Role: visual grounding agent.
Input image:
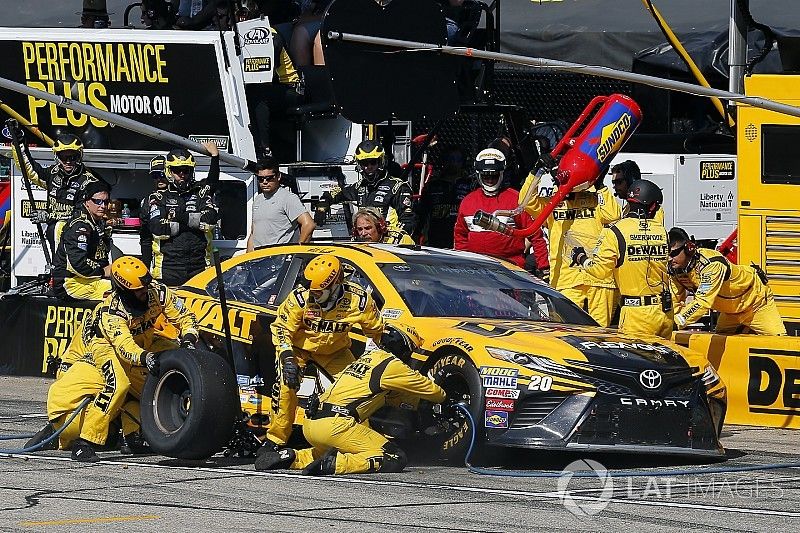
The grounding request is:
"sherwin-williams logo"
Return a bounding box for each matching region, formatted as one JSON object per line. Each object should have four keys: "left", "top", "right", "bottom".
{"left": 597, "top": 113, "right": 632, "bottom": 162}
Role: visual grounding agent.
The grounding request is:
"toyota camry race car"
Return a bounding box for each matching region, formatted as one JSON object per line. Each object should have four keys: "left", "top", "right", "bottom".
{"left": 142, "top": 243, "right": 726, "bottom": 460}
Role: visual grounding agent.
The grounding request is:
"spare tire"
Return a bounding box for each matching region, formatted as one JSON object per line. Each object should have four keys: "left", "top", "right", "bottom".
{"left": 141, "top": 348, "right": 239, "bottom": 460}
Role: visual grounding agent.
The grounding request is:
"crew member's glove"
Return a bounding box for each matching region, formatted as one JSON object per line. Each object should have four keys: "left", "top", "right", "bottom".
{"left": 594, "top": 173, "right": 607, "bottom": 190}
{"left": 187, "top": 212, "right": 203, "bottom": 230}
{"left": 570, "top": 246, "right": 588, "bottom": 267}
{"left": 280, "top": 350, "right": 301, "bottom": 390}
{"left": 180, "top": 332, "right": 198, "bottom": 350}
{"left": 31, "top": 210, "right": 49, "bottom": 224}
{"left": 141, "top": 351, "right": 160, "bottom": 376}
{"left": 536, "top": 267, "right": 550, "bottom": 284}
{"left": 5, "top": 118, "right": 25, "bottom": 141}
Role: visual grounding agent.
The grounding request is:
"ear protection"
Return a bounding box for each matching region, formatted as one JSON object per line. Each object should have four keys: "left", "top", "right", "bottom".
{"left": 352, "top": 209, "right": 387, "bottom": 239}
{"left": 669, "top": 227, "right": 696, "bottom": 254}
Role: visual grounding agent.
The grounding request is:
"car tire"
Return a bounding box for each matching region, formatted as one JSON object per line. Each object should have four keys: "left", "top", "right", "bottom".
{"left": 141, "top": 348, "right": 239, "bottom": 460}
{"left": 428, "top": 351, "right": 490, "bottom": 464}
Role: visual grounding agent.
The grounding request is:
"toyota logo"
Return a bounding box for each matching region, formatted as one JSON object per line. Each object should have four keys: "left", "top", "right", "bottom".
{"left": 639, "top": 369, "right": 662, "bottom": 390}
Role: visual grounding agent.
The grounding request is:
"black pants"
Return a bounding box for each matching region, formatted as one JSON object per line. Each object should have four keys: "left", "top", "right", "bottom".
{"left": 249, "top": 83, "right": 304, "bottom": 156}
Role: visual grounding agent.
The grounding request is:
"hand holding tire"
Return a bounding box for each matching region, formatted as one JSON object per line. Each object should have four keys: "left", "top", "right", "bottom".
{"left": 142, "top": 351, "right": 160, "bottom": 376}
{"left": 180, "top": 332, "right": 198, "bottom": 350}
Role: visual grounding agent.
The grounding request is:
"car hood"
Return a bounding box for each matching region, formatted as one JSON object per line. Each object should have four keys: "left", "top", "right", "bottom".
{"left": 426, "top": 318, "right": 709, "bottom": 371}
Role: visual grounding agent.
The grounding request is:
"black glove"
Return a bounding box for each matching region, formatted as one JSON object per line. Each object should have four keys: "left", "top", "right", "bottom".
{"left": 5, "top": 118, "right": 24, "bottom": 141}
{"left": 535, "top": 267, "right": 550, "bottom": 284}
{"left": 141, "top": 351, "right": 160, "bottom": 376}
{"left": 594, "top": 173, "right": 606, "bottom": 190}
{"left": 570, "top": 246, "right": 588, "bottom": 267}
{"left": 313, "top": 207, "right": 327, "bottom": 226}
{"left": 280, "top": 350, "right": 301, "bottom": 390}
{"left": 180, "top": 332, "right": 198, "bottom": 350}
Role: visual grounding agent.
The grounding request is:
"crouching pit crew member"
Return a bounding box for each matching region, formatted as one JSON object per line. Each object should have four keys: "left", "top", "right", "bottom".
{"left": 148, "top": 144, "right": 220, "bottom": 286}
{"left": 46, "top": 256, "right": 200, "bottom": 461}
{"left": 52, "top": 180, "right": 113, "bottom": 301}
{"left": 352, "top": 208, "right": 414, "bottom": 245}
{"left": 572, "top": 180, "right": 673, "bottom": 338}
{"left": 668, "top": 227, "right": 786, "bottom": 335}
{"left": 256, "top": 324, "right": 447, "bottom": 475}
{"left": 263, "top": 254, "right": 385, "bottom": 453}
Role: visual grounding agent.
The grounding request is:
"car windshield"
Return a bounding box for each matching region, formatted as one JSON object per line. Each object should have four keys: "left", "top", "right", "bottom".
{"left": 380, "top": 261, "right": 594, "bottom": 324}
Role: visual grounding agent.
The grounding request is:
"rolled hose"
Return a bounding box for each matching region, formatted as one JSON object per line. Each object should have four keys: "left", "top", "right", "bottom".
{"left": 0, "top": 396, "right": 91, "bottom": 455}
{"left": 455, "top": 404, "right": 800, "bottom": 478}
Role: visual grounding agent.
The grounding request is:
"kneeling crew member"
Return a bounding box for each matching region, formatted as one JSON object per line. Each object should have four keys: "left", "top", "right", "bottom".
{"left": 256, "top": 324, "right": 446, "bottom": 475}
{"left": 668, "top": 228, "right": 786, "bottom": 335}
{"left": 265, "top": 254, "right": 385, "bottom": 451}
{"left": 47, "top": 256, "right": 200, "bottom": 461}
{"left": 52, "top": 180, "right": 113, "bottom": 301}
{"left": 353, "top": 208, "right": 414, "bottom": 245}
{"left": 572, "top": 180, "right": 673, "bottom": 338}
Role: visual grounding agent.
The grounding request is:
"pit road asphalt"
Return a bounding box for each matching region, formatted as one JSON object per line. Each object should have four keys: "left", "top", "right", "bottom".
{"left": 1, "top": 376, "right": 798, "bottom": 532}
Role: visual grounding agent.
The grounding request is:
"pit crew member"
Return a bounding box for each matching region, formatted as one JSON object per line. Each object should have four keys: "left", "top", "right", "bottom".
{"left": 46, "top": 256, "right": 200, "bottom": 461}
{"left": 572, "top": 180, "right": 673, "bottom": 338}
{"left": 352, "top": 208, "right": 414, "bottom": 245}
{"left": 148, "top": 144, "right": 220, "bottom": 286}
{"left": 139, "top": 155, "right": 169, "bottom": 268}
{"left": 264, "top": 254, "right": 385, "bottom": 451}
{"left": 606, "top": 160, "right": 664, "bottom": 224}
{"left": 51, "top": 180, "right": 113, "bottom": 301}
{"left": 668, "top": 227, "right": 786, "bottom": 335}
{"left": 10, "top": 128, "right": 101, "bottom": 253}
{"left": 519, "top": 162, "right": 621, "bottom": 326}
{"left": 454, "top": 149, "right": 537, "bottom": 269}
{"left": 315, "top": 140, "right": 417, "bottom": 234}
{"left": 255, "top": 324, "right": 447, "bottom": 475}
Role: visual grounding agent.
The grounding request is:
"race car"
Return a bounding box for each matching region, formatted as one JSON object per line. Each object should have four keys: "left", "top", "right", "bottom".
{"left": 142, "top": 243, "right": 726, "bottom": 460}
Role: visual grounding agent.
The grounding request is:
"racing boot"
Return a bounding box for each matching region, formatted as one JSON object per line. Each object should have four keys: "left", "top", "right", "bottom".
{"left": 120, "top": 432, "right": 151, "bottom": 455}
{"left": 71, "top": 438, "right": 100, "bottom": 463}
{"left": 254, "top": 447, "right": 296, "bottom": 471}
{"left": 301, "top": 448, "right": 337, "bottom": 476}
{"left": 255, "top": 438, "right": 280, "bottom": 458}
{"left": 24, "top": 422, "right": 58, "bottom": 451}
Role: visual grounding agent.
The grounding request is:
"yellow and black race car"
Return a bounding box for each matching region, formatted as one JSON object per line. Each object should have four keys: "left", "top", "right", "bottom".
{"left": 145, "top": 243, "right": 726, "bottom": 460}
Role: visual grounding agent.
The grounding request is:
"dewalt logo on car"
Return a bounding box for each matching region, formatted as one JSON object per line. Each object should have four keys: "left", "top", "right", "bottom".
{"left": 183, "top": 297, "right": 258, "bottom": 342}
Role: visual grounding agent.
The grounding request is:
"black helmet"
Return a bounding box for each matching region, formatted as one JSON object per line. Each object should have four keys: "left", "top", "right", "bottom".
{"left": 627, "top": 179, "right": 662, "bottom": 217}
{"left": 379, "top": 324, "right": 422, "bottom": 363}
{"left": 165, "top": 148, "right": 196, "bottom": 191}
{"left": 354, "top": 139, "right": 387, "bottom": 184}
{"left": 52, "top": 134, "right": 84, "bottom": 176}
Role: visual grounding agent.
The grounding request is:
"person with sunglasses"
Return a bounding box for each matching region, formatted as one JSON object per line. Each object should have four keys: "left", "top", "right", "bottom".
{"left": 9, "top": 127, "right": 103, "bottom": 255}
{"left": 571, "top": 180, "right": 673, "bottom": 338}
{"left": 604, "top": 160, "right": 665, "bottom": 224}
{"left": 147, "top": 142, "right": 220, "bottom": 286}
{"left": 668, "top": 227, "right": 786, "bottom": 335}
{"left": 51, "top": 180, "right": 113, "bottom": 301}
{"left": 246, "top": 156, "right": 315, "bottom": 252}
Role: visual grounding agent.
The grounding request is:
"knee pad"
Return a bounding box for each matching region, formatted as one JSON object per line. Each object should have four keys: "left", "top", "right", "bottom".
{"left": 379, "top": 441, "right": 408, "bottom": 473}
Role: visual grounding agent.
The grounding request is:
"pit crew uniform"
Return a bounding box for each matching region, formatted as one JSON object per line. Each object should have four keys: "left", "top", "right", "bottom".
{"left": 147, "top": 157, "right": 219, "bottom": 286}
{"left": 454, "top": 187, "right": 533, "bottom": 268}
{"left": 47, "top": 282, "right": 198, "bottom": 448}
{"left": 268, "top": 282, "right": 384, "bottom": 447}
{"left": 51, "top": 204, "right": 112, "bottom": 301}
{"left": 12, "top": 145, "right": 100, "bottom": 251}
{"left": 325, "top": 175, "right": 417, "bottom": 234}
{"left": 381, "top": 227, "right": 415, "bottom": 245}
{"left": 519, "top": 173, "right": 620, "bottom": 326}
{"left": 288, "top": 347, "right": 445, "bottom": 474}
{"left": 670, "top": 248, "right": 786, "bottom": 335}
{"left": 578, "top": 216, "right": 673, "bottom": 338}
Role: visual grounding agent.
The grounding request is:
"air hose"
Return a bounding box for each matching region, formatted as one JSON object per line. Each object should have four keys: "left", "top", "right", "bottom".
{"left": 455, "top": 404, "right": 800, "bottom": 478}
{"left": 0, "top": 397, "right": 91, "bottom": 455}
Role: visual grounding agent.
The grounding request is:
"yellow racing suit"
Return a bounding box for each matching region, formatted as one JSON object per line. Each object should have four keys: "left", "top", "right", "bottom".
{"left": 268, "top": 282, "right": 385, "bottom": 446}
{"left": 579, "top": 216, "right": 673, "bottom": 338}
{"left": 382, "top": 227, "right": 415, "bottom": 245}
{"left": 519, "top": 175, "right": 620, "bottom": 326}
{"left": 290, "top": 347, "right": 445, "bottom": 474}
{"left": 47, "top": 282, "right": 198, "bottom": 448}
{"left": 670, "top": 248, "right": 786, "bottom": 335}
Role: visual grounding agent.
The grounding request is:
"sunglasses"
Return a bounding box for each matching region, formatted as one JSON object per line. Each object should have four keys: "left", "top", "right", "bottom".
{"left": 89, "top": 197, "right": 110, "bottom": 206}
{"left": 171, "top": 166, "right": 193, "bottom": 175}
{"left": 668, "top": 245, "right": 686, "bottom": 258}
{"left": 257, "top": 174, "right": 278, "bottom": 182}
{"left": 358, "top": 159, "right": 381, "bottom": 167}
{"left": 611, "top": 178, "right": 627, "bottom": 185}
{"left": 58, "top": 152, "right": 81, "bottom": 164}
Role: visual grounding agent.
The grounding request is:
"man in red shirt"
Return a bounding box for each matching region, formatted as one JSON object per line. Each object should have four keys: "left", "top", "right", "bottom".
{"left": 454, "top": 149, "right": 547, "bottom": 270}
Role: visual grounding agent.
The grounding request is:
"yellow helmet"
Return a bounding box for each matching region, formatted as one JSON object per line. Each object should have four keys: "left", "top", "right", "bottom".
{"left": 111, "top": 256, "right": 152, "bottom": 290}
{"left": 165, "top": 148, "right": 196, "bottom": 190}
{"left": 52, "top": 134, "right": 84, "bottom": 175}
{"left": 354, "top": 139, "right": 386, "bottom": 183}
{"left": 304, "top": 254, "right": 342, "bottom": 290}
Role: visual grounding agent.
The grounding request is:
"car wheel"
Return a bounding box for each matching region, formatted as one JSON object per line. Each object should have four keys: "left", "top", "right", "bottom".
{"left": 428, "top": 351, "right": 488, "bottom": 464}
{"left": 141, "top": 348, "right": 239, "bottom": 460}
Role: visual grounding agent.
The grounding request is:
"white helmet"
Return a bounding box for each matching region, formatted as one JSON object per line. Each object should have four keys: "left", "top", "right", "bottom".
{"left": 474, "top": 148, "right": 506, "bottom": 196}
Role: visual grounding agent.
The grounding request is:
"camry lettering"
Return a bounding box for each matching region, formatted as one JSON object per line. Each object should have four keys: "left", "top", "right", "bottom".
{"left": 620, "top": 398, "right": 690, "bottom": 408}
{"left": 580, "top": 340, "right": 673, "bottom": 354}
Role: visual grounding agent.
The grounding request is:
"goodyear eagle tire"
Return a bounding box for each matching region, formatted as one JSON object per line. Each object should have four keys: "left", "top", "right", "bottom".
{"left": 141, "top": 348, "right": 239, "bottom": 460}
{"left": 429, "top": 351, "right": 488, "bottom": 464}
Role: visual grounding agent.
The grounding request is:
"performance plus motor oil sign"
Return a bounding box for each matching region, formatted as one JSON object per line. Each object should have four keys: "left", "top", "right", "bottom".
{"left": 0, "top": 30, "right": 231, "bottom": 151}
